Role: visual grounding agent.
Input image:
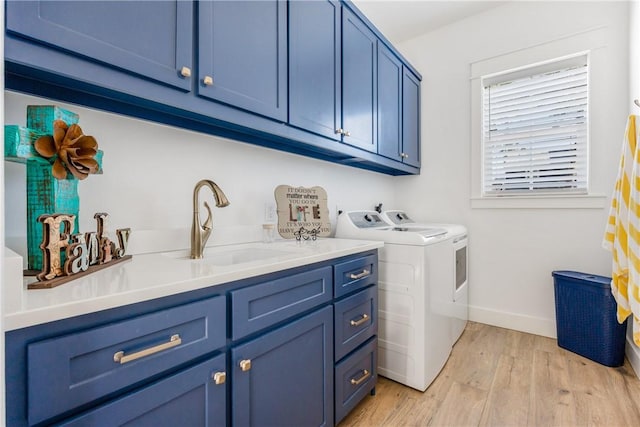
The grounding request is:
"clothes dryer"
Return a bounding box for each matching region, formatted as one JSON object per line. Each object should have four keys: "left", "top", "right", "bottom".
{"left": 335, "top": 211, "right": 452, "bottom": 391}
{"left": 381, "top": 210, "right": 468, "bottom": 345}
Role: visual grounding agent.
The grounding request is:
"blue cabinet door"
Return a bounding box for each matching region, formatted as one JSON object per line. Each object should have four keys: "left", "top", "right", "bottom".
{"left": 402, "top": 67, "right": 422, "bottom": 168}
{"left": 57, "top": 353, "right": 227, "bottom": 427}
{"left": 198, "top": 0, "right": 288, "bottom": 121}
{"left": 27, "top": 296, "right": 226, "bottom": 425}
{"left": 341, "top": 7, "right": 377, "bottom": 153}
{"left": 289, "top": 0, "right": 341, "bottom": 141}
{"left": 5, "top": 0, "right": 193, "bottom": 92}
{"left": 232, "top": 306, "right": 334, "bottom": 427}
{"left": 377, "top": 44, "right": 403, "bottom": 162}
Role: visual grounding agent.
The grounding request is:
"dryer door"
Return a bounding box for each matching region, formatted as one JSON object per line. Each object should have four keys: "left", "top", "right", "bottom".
{"left": 453, "top": 236, "right": 468, "bottom": 302}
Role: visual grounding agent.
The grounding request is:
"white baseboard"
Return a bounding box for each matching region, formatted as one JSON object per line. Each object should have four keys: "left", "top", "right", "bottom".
{"left": 469, "top": 304, "right": 557, "bottom": 338}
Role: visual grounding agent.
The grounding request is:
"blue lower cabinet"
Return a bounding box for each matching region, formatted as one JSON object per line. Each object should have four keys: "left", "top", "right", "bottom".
{"left": 55, "top": 353, "right": 227, "bottom": 427}
{"left": 334, "top": 286, "right": 377, "bottom": 361}
{"left": 335, "top": 337, "right": 378, "bottom": 424}
{"left": 5, "top": 251, "right": 378, "bottom": 426}
{"left": 334, "top": 253, "right": 377, "bottom": 298}
{"left": 232, "top": 306, "right": 334, "bottom": 427}
{"left": 27, "top": 296, "right": 226, "bottom": 425}
{"left": 231, "top": 266, "right": 332, "bottom": 340}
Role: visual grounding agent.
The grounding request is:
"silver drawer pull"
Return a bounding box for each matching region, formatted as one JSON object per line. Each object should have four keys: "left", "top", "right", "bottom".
{"left": 350, "top": 369, "right": 371, "bottom": 386}
{"left": 350, "top": 314, "right": 369, "bottom": 327}
{"left": 349, "top": 269, "right": 370, "bottom": 280}
{"left": 113, "top": 334, "right": 182, "bottom": 364}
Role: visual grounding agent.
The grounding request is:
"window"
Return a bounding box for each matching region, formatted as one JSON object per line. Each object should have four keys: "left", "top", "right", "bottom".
{"left": 481, "top": 55, "right": 589, "bottom": 196}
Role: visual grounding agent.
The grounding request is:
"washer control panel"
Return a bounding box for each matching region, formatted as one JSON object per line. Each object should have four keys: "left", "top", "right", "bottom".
{"left": 347, "top": 211, "right": 388, "bottom": 228}
{"left": 384, "top": 210, "right": 414, "bottom": 225}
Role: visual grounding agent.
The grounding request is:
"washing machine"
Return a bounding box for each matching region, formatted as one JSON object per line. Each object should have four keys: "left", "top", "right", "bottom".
{"left": 335, "top": 210, "right": 453, "bottom": 391}
{"left": 381, "top": 210, "right": 469, "bottom": 345}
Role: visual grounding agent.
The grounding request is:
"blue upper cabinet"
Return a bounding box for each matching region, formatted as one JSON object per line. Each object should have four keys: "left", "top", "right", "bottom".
{"left": 5, "top": 0, "right": 420, "bottom": 174}
{"left": 402, "top": 67, "right": 422, "bottom": 168}
{"left": 289, "top": 0, "right": 342, "bottom": 141}
{"left": 377, "top": 46, "right": 421, "bottom": 168}
{"left": 198, "top": 0, "right": 288, "bottom": 122}
{"left": 5, "top": 0, "right": 193, "bottom": 92}
{"left": 377, "top": 44, "right": 403, "bottom": 162}
{"left": 341, "top": 7, "right": 378, "bottom": 153}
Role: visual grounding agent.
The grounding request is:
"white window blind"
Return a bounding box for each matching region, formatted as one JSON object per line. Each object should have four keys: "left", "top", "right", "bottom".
{"left": 482, "top": 55, "right": 588, "bottom": 196}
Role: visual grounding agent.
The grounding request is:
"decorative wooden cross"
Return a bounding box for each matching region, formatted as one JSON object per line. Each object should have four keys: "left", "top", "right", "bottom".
{"left": 4, "top": 105, "right": 103, "bottom": 272}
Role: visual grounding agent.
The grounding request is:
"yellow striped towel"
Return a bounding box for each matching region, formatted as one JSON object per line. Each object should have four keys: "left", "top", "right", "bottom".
{"left": 604, "top": 115, "right": 640, "bottom": 345}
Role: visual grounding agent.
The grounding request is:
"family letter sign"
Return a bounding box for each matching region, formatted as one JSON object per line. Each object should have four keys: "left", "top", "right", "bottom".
{"left": 29, "top": 212, "right": 131, "bottom": 289}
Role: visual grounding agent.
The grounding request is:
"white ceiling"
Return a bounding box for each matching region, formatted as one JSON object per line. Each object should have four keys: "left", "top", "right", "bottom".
{"left": 353, "top": 0, "right": 508, "bottom": 44}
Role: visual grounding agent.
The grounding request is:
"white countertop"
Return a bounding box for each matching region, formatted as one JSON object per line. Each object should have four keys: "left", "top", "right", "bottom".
{"left": 4, "top": 238, "right": 382, "bottom": 331}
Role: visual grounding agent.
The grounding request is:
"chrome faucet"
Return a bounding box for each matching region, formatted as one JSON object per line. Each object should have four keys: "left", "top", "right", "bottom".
{"left": 191, "top": 179, "right": 230, "bottom": 259}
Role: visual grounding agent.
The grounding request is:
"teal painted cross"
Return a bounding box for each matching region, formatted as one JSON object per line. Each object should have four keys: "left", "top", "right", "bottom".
{"left": 4, "top": 105, "right": 103, "bottom": 271}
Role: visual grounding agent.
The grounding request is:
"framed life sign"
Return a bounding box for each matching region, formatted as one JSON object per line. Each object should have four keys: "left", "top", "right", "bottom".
{"left": 274, "top": 185, "right": 331, "bottom": 240}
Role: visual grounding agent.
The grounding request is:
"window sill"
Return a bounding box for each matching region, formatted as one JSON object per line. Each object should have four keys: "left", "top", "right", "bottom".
{"left": 470, "top": 194, "right": 608, "bottom": 209}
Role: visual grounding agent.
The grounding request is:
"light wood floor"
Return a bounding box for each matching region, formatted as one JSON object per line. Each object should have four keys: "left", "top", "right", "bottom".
{"left": 339, "top": 322, "right": 640, "bottom": 427}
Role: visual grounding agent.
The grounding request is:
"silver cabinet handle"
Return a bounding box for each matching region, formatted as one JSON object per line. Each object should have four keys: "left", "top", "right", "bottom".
{"left": 180, "top": 66, "right": 191, "bottom": 78}
{"left": 349, "top": 269, "right": 370, "bottom": 280}
{"left": 239, "top": 359, "right": 252, "bottom": 372}
{"left": 335, "top": 128, "right": 344, "bottom": 135}
{"left": 400, "top": 153, "right": 409, "bottom": 159}
{"left": 350, "top": 369, "right": 371, "bottom": 385}
{"left": 203, "top": 75, "right": 214, "bottom": 86}
{"left": 350, "top": 314, "right": 369, "bottom": 327}
{"left": 344, "top": 130, "right": 351, "bottom": 137}
{"left": 212, "top": 371, "right": 226, "bottom": 385}
{"left": 113, "top": 334, "right": 181, "bottom": 364}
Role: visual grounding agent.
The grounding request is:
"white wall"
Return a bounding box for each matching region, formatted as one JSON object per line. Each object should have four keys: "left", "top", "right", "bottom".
{"left": 4, "top": 91, "right": 397, "bottom": 258}
{"left": 394, "top": 1, "right": 629, "bottom": 337}
{"left": 626, "top": 0, "right": 640, "bottom": 376}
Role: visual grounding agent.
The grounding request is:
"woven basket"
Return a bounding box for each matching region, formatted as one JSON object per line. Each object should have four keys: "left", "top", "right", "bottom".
{"left": 552, "top": 271, "right": 627, "bottom": 367}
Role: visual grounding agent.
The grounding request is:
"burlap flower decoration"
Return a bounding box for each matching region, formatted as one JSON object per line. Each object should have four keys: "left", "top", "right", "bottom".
{"left": 34, "top": 120, "right": 99, "bottom": 180}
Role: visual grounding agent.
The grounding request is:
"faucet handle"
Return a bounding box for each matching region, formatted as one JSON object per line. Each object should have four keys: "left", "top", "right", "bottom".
{"left": 202, "top": 201, "right": 213, "bottom": 231}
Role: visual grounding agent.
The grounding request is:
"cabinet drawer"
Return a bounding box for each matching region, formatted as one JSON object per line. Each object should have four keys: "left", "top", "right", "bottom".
{"left": 334, "top": 253, "right": 377, "bottom": 298}
{"left": 27, "top": 296, "right": 226, "bottom": 425}
{"left": 231, "top": 266, "right": 332, "bottom": 340}
{"left": 56, "top": 353, "right": 227, "bottom": 427}
{"left": 335, "top": 337, "right": 378, "bottom": 424}
{"left": 334, "top": 286, "right": 377, "bottom": 361}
